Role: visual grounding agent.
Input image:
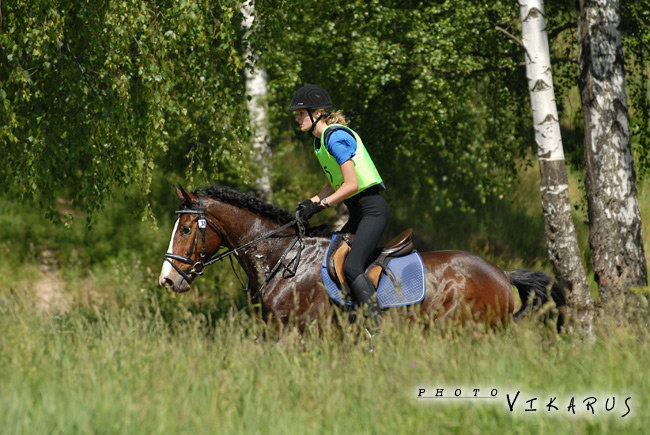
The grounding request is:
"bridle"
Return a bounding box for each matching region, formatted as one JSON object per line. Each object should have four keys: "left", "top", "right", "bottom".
{"left": 163, "top": 197, "right": 306, "bottom": 298}
{"left": 163, "top": 199, "right": 225, "bottom": 284}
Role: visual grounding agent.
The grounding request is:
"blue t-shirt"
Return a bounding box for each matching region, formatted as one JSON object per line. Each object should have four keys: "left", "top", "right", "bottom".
{"left": 326, "top": 130, "right": 357, "bottom": 165}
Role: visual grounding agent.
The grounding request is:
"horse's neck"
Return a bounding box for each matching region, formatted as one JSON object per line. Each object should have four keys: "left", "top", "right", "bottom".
{"left": 212, "top": 204, "right": 283, "bottom": 249}
{"left": 209, "top": 201, "right": 296, "bottom": 281}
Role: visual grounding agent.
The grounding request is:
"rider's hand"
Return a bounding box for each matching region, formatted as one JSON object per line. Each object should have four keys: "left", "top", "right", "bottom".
{"left": 295, "top": 199, "right": 324, "bottom": 221}
{"left": 295, "top": 199, "right": 313, "bottom": 213}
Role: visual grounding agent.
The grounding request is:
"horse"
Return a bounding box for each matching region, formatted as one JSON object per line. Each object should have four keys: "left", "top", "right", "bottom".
{"left": 158, "top": 185, "right": 565, "bottom": 331}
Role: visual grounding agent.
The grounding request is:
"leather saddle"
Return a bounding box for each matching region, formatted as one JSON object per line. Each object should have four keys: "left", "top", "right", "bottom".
{"left": 326, "top": 229, "right": 414, "bottom": 290}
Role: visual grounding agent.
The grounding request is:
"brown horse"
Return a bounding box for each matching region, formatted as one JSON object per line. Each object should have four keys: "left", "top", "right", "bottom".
{"left": 158, "top": 185, "right": 565, "bottom": 330}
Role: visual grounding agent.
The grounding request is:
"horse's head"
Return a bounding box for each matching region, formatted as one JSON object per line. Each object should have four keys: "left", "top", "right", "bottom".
{"left": 158, "top": 185, "right": 225, "bottom": 292}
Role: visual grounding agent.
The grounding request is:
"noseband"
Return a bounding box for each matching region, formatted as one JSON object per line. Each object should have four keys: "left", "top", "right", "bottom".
{"left": 163, "top": 198, "right": 305, "bottom": 297}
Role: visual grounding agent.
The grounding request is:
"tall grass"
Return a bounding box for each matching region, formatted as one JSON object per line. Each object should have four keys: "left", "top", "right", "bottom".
{"left": 1, "top": 294, "right": 648, "bottom": 434}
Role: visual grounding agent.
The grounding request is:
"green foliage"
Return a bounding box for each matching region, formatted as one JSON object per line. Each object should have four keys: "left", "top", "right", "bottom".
{"left": 623, "top": 1, "right": 650, "bottom": 177}
{"left": 0, "top": 0, "right": 253, "bottom": 218}
{"left": 3, "top": 1, "right": 650, "bottom": 222}
{"left": 255, "top": 0, "right": 532, "bottom": 213}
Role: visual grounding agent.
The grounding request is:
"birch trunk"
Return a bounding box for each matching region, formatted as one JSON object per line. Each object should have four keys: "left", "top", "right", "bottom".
{"left": 577, "top": 0, "right": 647, "bottom": 312}
{"left": 242, "top": 0, "right": 272, "bottom": 199}
{"left": 520, "top": 0, "right": 592, "bottom": 328}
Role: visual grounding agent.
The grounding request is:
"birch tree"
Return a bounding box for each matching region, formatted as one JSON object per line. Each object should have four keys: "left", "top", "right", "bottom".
{"left": 520, "top": 0, "right": 592, "bottom": 326}
{"left": 577, "top": 0, "right": 647, "bottom": 310}
{"left": 242, "top": 0, "right": 272, "bottom": 199}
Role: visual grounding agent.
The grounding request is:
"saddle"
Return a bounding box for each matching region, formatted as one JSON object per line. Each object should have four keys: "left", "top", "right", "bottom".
{"left": 326, "top": 229, "right": 414, "bottom": 289}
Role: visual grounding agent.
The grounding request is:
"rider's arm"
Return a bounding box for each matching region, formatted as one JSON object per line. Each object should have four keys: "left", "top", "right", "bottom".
{"left": 319, "top": 160, "right": 357, "bottom": 207}
{"left": 311, "top": 183, "right": 334, "bottom": 203}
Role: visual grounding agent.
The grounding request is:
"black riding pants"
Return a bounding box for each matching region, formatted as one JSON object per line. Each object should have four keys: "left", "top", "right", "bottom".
{"left": 341, "top": 191, "right": 389, "bottom": 282}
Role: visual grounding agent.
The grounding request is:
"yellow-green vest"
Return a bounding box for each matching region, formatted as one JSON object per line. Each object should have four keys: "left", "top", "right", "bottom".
{"left": 314, "top": 124, "right": 383, "bottom": 197}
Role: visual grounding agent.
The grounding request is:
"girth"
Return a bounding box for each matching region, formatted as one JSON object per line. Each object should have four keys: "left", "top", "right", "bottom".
{"left": 326, "top": 229, "right": 414, "bottom": 289}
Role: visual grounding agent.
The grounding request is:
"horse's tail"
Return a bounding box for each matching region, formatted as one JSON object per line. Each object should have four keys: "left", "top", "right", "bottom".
{"left": 505, "top": 269, "right": 566, "bottom": 332}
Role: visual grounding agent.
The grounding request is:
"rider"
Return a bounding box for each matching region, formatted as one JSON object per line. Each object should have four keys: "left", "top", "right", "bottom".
{"left": 290, "top": 84, "right": 389, "bottom": 324}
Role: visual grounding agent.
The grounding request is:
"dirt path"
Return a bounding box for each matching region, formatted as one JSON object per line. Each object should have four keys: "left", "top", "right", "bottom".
{"left": 35, "top": 250, "right": 68, "bottom": 313}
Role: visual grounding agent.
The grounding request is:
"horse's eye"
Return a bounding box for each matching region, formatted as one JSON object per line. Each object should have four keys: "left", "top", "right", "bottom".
{"left": 181, "top": 226, "right": 192, "bottom": 235}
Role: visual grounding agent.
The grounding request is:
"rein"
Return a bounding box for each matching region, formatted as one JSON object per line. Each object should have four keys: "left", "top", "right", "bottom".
{"left": 163, "top": 198, "right": 305, "bottom": 298}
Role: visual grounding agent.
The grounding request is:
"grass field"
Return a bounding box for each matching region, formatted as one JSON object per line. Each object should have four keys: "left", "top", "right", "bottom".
{"left": 1, "top": 167, "right": 649, "bottom": 434}
{"left": 1, "top": 295, "right": 648, "bottom": 434}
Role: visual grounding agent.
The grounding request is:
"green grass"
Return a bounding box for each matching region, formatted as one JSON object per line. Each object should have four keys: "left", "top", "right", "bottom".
{"left": 1, "top": 296, "right": 648, "bottom": 434}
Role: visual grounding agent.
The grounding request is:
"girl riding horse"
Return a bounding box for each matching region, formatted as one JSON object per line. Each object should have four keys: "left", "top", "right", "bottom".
{"left": 291, "top": 84, "right": 388, "bottom": 325}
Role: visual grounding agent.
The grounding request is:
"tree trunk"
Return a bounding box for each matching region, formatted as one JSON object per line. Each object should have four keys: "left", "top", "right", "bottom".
{"left": 519, "top": 0, "right": 592, "bottom": 329}
{"left": 577, "top": 0, "right": 647, "bottom": 313}
{"left": 242, "top": 0, "right": 272, "bottom": 199}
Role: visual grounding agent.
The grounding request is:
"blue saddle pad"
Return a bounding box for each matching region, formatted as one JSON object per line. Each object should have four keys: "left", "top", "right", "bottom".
{"left": 321, "top": 234, "right": 426, "bottom": 308}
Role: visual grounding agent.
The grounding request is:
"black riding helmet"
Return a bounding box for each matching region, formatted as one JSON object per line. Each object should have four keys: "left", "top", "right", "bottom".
{"left": 289, "top": 84, "right": 333, "bottom": 111}
{"left": 289, "top": 84, "right": 332, "bottom": 134}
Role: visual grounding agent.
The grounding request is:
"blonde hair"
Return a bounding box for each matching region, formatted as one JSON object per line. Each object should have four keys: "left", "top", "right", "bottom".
{"left": 325, "top": 110, "right": 348, "bottom": 126}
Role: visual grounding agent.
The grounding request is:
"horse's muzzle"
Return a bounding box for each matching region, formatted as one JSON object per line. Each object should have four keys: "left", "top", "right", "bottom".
{"left": 159, "top": 271, "right": 192, "bottom": 293}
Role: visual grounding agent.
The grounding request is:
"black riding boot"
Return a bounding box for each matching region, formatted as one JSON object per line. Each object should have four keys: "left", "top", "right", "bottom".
{"left": 350, "top": 274, "right": 381, "bottom": 325}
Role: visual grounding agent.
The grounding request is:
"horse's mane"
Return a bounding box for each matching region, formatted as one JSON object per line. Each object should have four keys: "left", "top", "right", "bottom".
{"left": 191, "top": 185, "right": 333, "bottom": 237}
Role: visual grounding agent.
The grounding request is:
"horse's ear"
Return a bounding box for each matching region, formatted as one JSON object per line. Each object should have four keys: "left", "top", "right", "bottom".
{"left": 174, "top": 184, "right": 185, "bottom": 201}
{"left": 174, "top": 184, "right": 195, "bottom": 202}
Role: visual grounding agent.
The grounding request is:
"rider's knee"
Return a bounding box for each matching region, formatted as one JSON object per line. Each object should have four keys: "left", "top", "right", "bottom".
{"left": 344, "top": 261, "right": 363, "bottom": 283}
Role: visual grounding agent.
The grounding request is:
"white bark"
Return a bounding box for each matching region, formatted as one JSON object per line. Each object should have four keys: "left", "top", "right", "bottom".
{"left": 520, "top": 0, "right": 592, "bottom": 329}
{"left": 578, "top": 0, "right": 647, "bottom": 310}
{"left": 242, "top": 0, "right": 272, "bottom": 199}
{"left": 520, "top": 1, "right": 563, "bottom": 163}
